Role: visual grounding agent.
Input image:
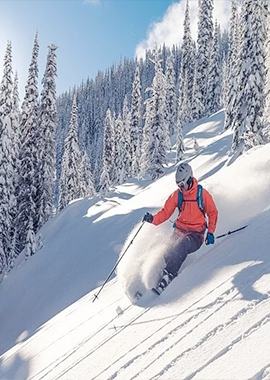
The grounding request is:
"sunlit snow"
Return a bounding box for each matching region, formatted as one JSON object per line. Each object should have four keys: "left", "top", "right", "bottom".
{"left": 1, "top": 109, "right": 270, "bottom": 380}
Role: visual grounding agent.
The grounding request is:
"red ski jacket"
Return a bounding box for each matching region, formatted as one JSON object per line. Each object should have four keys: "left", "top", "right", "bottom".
{"left": 152, "top": 178, "right": 218, "bottom": 234}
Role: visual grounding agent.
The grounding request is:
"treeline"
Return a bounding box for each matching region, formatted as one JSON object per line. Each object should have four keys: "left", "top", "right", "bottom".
{"left": 57, "top": 0, "right": 270, "bottom": 206}
{"left": 1, "top": 0, "right": 270, "bottom": 277}
{"left": 56, "top": 0, "right": 229, "bottom": 203}
{"left": 0, "top": 33, "right": 57, "bottom": 277}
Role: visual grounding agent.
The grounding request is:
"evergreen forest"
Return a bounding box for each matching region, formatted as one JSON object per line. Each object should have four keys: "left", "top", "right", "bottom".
{"left": 0, "top": 0, "right": 269, "bottom": 277}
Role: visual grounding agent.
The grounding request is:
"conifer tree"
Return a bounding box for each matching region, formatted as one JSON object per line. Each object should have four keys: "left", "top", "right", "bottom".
{"left": 58, "top": 95, "right": 82, "bottom": 210}
{"left": 25, "top": 216, "right": 37, "bottom": 257}
{"left": 206, "top": 20, "right": 222, "bottom": 115}
{"left": 140, "top": 95, "right": 152, "bottom": 174}
{"left": 193, "top": 137, "right": 200, "bottom": 152}
{"left": 0, "top": 41, "right": 16, "bottom": 274}
{"left": 140, "top": 49, "right": 169, "bottom": 179}
{"left": 231, "top": 0, "right": 266, "bottom": 152}
{"left": 165, "top": 54, "right": 177, "bottom": 137}
{"left": 9, "top": 71, "right": 20, "bottom": 264}
{"left": 263, "top": 4, "right": 270, "bottom": 141}
{"left": 178, "top": 0, "right": 195, "bottom": 124}
{"left": 16, "top": 32, "right": 39, "bottom": 255}
{"left": 224, "top": 0, "right": 240, "bottom": 130}
{"left": 36, "top": 44, "right": 57, "bottom": 228}
{"left": 191, "top": 64, "right": 204, "bottom": 121}
{"left": 121, "top": 96, "right": 132, "bottom": 178}
{"left": 130, "top": 65, "right": 142, "bottom": 176}
{"left": 114, "top": 114, "right": 126, "bottom": 184}
{"left": 179, "top": 70, "right": 190, "bottom": 124}
{"left": 221, "top": 58, "right": 229, "bottom": 109}
{"left": 11, "top": 72, "right": 20, "bottom": 162}
{"left": 176, "top": 113, "right": 185, "bottom": 161}
{"left": 80, "top": 151, "right": 95, "bottom": 197}
{"left": 195, "top": 0, "right": 214, "bottom": 118}
{"left": 99, "top": 108, "right": 114, "bottom": 196}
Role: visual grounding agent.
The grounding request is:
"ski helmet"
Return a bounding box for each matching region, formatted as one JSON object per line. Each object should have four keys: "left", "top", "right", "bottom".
{"left": 175, "top": 162, "right": 193, "bottom": 187}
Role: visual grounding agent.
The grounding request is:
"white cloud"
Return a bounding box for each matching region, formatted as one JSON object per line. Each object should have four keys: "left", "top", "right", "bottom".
{"left": 135, "top": 0, "right": 231, "bottom": 59}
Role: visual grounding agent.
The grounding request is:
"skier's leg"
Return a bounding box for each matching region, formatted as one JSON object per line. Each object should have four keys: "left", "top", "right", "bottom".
{"left": 153, "top": 231, "right": 204, "bottom": 295}
{"left": 164, "top": 231, "right": 203, "bottom": 277}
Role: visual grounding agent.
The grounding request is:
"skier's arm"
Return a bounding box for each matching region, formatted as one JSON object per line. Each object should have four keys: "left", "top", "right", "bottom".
{"left": 203, "top": 190, "right": 218, "bottom": 234}
{"left": 152, "top": 191, "right": 178, "bottom": 226}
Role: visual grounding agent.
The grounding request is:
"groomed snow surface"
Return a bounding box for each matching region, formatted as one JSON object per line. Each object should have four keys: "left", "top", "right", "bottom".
{"left": 1, "top": 110, "right": 270, "bottom": 380}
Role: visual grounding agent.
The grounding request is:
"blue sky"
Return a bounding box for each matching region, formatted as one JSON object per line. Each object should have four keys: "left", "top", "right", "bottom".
{"left": 0, "top": 0, "right": 230, "bottom": 99}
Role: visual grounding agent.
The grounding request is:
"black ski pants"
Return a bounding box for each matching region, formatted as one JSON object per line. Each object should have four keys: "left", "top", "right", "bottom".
{"left": 164, "top": 229, "right": 204, "bottom": 277}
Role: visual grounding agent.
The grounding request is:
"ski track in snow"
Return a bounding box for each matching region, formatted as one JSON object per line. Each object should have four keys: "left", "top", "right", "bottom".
{"left": 1, "top": 279, "right": 121, "bottom": 363}
{"left": 33, "top": 258, "right": 270, "bottom": 380}
{"left": 149, "top": 298, "right": 270, "bottom": 380}
{"left": 2, "top": 113, "right": 270, "bottom": 380}
{"left": 252, "top": 364, "right": 270, "bottom": 380}
{"left": 24, "top": 294, "right": 133, "bottom": 380}
{"left": 33, "top": 297, "right": 159, "bottom": 380}
{"left": 102, "top": 261, "right": 270, "bottom": 380}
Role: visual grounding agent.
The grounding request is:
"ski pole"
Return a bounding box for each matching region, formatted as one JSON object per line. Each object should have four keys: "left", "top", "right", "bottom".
{"left": 216, "top": 224, "right": 248, "bottom": 239}
{"left": 92, "top": 221, "right": 145, "bottom": 302}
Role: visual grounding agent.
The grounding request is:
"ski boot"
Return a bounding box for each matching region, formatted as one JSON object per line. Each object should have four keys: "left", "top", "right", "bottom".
{"left": 152, "top": 269, "right": 175, "bottom": 295}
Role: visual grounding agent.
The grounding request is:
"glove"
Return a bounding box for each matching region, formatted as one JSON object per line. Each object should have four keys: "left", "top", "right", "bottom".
{"left": 205, "top": 232, "right": 215, "bottom": 245}
{"left": 143, "top": 212, "right": 153, "bottom": 223}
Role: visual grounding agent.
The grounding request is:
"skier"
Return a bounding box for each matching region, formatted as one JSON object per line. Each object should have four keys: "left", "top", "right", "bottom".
{"left": 143, "top": 162, "right": 218, "bottom": 294}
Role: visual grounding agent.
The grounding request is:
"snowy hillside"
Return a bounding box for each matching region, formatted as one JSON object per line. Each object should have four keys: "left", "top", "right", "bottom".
{"left": 1, "top": 110, "right": 270, "bottom": 380}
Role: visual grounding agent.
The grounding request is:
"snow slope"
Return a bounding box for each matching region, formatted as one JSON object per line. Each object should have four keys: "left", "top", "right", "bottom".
{"left": 1, "top": 110, "right": 270, "bottom": 380}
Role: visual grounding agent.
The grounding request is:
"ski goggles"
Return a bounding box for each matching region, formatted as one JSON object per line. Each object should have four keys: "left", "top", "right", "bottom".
{"left": 177, "top": 181, "right": 188, "bottom": 191}
{"left": 177, "top": 176, "right": 193, "bottom": 191}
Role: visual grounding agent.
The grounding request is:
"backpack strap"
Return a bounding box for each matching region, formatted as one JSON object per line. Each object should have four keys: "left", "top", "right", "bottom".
{"left": 177, "top": 189, "right": 183, "bottom": 210}
{"left": 177, "top": 184, "right": 204, "bottom": 214}
{"left": 197, "top": 184, "right": 204, "bottom": 214}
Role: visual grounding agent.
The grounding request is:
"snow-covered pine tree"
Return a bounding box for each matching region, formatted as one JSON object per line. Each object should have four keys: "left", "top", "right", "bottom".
{"left": 263, "top": 3, "right": 270, "bottom": 140}
{"left": 112, "top": 112, "right": 121, "bottom": 184}
{"left": 91, "top": 116, "right": 103, "bottom": 190}
{"left": 80, "top": 151, "right": 95, "bottom": 198}
{"left": 231, "top": 0, "right": 267, "bottom": 152}
{"left": 0, "top": 41, "right": 17, "bottom": 274}
{"left": 114, "top": 114, "right": 126, "bottom": 184}
{"left": 122, "top": 95, "right": 132, "bottom": 178}
{"left": 206, "top": 19, "right": 222, "bottom": 116}
{"left": 193, "top": 137, "right": 200, "bottom": 152}
{"left": 165, "top": 54, "right": 177, "bottom": 138}
{"left": 58, "top": 94, "right": 82, "bottom": 210}
{"left": 221, "top": 57, "right": 229, "bottom": 109}
{"left": 140, "top": 49, "right": 155, "bottom": 112}
{"left": 9, "top": 71, "right": 20, "bottom": 264}
{"left": 36, "top": 44, "right": 57, "bottom": 229}
{"left": 25, "top": 216, "right": 37, "bottom": 257}
{"left": 178, "top": 0, "right": 195, "bottom": 124}
{"left": 191, "top": 63, "right": 204, "bottom": 121}
{"left": 182, "top": 0, "right": 195, "bottom": 101}
{"left": 99, "top": 108, "right": 114, "bottom": 197}
{"left": 219, "top": 29, "right": 229, "bottom": 64}
{"left": 140, "top": 48, "right": 169, "bottom": 179}
{"left": 178, "top": 69, "right": 190, "bottom": 126}
{"left": 140, "top": 94, "right": 153, "bottom": 174}
{"left": 130, "top": 65, "right": 142, "bottom": 176}
{"left": 16, "top": 32, "right": 39, "bottom": 254}
{"left": 224, "top": 0, "right": 240, "bottom": 131}
{"left": 11, "top": 72, "right": 20, "bottom": 167}
{"left": 176, "top": 111, "right": 185, "bottom": 162}
{"left": 195, "top": 0, "right": 214, "bottom": 119}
